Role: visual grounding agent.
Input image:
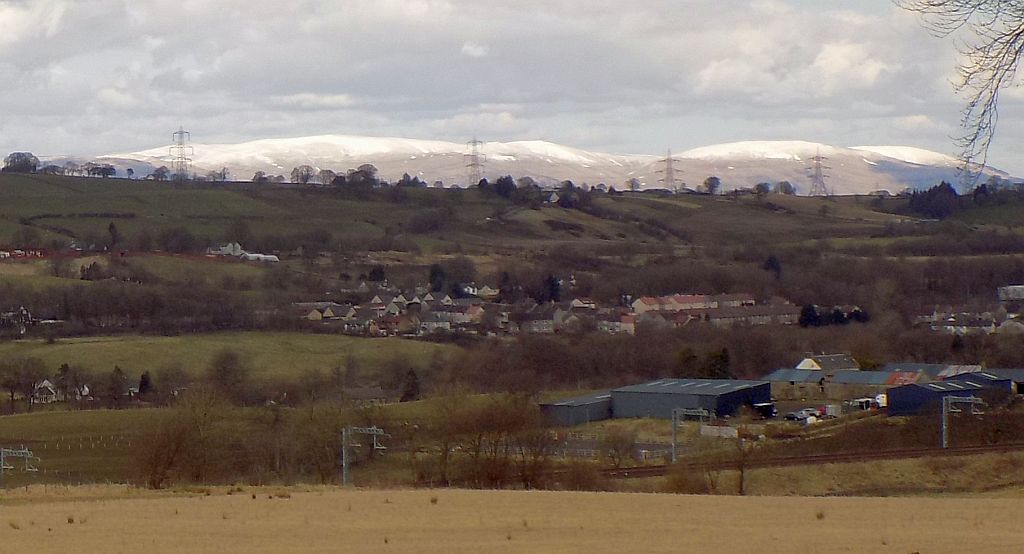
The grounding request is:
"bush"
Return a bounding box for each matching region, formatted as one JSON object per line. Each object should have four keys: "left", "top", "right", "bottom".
{"left": 406, "top": 209, "right": 449, "bottom": 233}
{"left": 663, "top": 463, "right": 711, "bottom": 494}
{"left": 557, "top": 461, "right": 609, "bottom": 491}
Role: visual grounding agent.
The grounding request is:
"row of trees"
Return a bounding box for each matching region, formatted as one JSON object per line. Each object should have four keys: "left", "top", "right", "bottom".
{"left": 3, "top": 152, "right": 124, "bottom": 178}
{"left": 139, "top": 389, "right": 571, "bottom": 490}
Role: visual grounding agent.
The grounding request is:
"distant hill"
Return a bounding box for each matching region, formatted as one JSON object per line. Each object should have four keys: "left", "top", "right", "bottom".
{"left": 44, "top": 135, "right": 1014, "bottom": 195}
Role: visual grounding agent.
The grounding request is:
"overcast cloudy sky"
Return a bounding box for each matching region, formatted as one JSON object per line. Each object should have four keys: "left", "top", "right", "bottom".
{"left": 1, "top": 0, "right": 1021, "bottom": 173}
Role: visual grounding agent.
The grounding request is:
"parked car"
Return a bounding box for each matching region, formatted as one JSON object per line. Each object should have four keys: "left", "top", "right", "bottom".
{"left": 752, "top": 402, "right": 777, "bottom": 419}
{"left": 784, "top": 408, "right": 819, "bottom": 421}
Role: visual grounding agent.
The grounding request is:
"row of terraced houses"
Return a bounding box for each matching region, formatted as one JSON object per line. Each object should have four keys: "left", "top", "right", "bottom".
{"left": 293, "top": 288, "right": 803, "bottom": 337}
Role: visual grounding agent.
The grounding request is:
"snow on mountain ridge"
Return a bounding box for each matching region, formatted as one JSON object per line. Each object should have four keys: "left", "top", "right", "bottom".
{"left": 850, "top": 146, "right": 958, "bottom": 167}
{"left": 86, "top": 134, "right": 1008, "bottom": 195}
{"left": 116, "top": 135, "right": 652, "bottom": 168}
{"left": 679, "top": 141, "right": 840, "bottom": 161}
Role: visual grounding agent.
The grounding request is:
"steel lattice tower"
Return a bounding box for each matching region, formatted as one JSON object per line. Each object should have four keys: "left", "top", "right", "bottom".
{"left": 464, "top": 137, "right": 486, "bottom": 186}
{"left": 656, "top": 149, "right": 682, "bottom": 192}
{"left": 808, "top": 149, "right": 831, "bottom": 197}
{"left": 170, "top": 126, "right": 193, "bottom": 178}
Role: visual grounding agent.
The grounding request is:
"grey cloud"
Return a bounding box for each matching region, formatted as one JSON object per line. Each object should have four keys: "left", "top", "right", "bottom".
{"left": 0, "top": 0, "right": 1018, "bottom": 173}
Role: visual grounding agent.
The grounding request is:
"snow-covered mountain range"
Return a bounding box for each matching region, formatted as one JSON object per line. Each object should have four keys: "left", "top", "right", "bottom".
{"left": 52, "top": 135, "right": 1012, "bottom": 195}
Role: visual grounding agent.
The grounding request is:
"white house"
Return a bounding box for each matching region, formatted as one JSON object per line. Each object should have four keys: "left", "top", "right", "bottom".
{"left": 33, "top": 380, "right": 58, "bottom": 404}
{"left": 209, "top": 242, "right": 244, "bottom": 256}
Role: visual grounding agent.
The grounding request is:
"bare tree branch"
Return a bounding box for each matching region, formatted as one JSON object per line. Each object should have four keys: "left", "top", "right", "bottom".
{"left": 896, "top": 0, "right": 1024, "bottom": 185}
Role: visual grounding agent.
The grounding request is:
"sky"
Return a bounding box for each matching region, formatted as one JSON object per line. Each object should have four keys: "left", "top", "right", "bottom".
{"left": 0, "top": 0, "right": 1021, "bottom": 173}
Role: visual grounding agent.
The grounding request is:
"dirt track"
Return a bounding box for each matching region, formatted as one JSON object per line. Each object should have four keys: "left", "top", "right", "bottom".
{"left": 0, "top": 487, "right": 1020, "bottom": 553}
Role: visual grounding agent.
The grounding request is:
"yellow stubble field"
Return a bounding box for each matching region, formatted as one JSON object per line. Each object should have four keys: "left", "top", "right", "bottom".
{"left": 0, "top": 486, "right": 1021, "bottom": 553}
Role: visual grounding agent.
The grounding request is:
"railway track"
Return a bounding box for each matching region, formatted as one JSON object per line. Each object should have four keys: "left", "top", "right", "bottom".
{"left": 601, "top": 442, "right": 1024, "bottom": 479}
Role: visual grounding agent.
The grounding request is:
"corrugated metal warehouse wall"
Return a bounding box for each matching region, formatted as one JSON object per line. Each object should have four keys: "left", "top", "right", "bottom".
{"left": 539, "top": 392, "right": 613, "bottom": 426}
{"left": 610, "top": 379, "right": 771, "bottom": 419}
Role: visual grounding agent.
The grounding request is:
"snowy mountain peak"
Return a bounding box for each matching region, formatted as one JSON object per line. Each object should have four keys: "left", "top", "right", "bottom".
{"left": 679, "top": 141, "right": 839, "bottom": 161}
{"left": 68, "top": 134, "right": 1010, "bottom": 195}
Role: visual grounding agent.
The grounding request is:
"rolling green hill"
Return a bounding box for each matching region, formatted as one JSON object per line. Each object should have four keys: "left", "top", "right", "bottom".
{"left": 0, "top": 174, "right": 909, "bottom": 257}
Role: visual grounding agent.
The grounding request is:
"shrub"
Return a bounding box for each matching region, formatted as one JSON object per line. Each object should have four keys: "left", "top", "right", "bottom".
{"left": 663, "top": 463, "right": 711, "bottom": 495}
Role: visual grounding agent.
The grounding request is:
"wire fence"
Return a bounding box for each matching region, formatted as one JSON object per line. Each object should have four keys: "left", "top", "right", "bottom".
{"left": 4, "top": 434, "right": 138, "bottom": 452}
{"left": 0, "top": 434, "right": 142, "bottom": 487}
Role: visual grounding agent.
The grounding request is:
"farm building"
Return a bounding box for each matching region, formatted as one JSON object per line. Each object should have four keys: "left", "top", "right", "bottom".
{"left": 985, "top": 368, "right": 1024, "bottom": 392}
{"left": 887, "top": 381, "right": 1000, "bottom": 416}
{"left": 945, "top": 371, "right": 1015, "bottom": 393}
{"left": 610, "top": 379, "right": 770, "bottom": 420}
{"left": 795, "top": 354, "right": 860, "bottom": 371}
{"left": 539, "top": 391, "right": 613, "bottom": 426}
{"left": 766, "top": 368, "right": 926, "bottom": 401}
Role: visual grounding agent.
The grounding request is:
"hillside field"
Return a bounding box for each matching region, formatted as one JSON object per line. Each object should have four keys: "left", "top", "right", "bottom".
{"left": 0, "top": 173, "right": 913, "bottom": 256}
{"left": 0, "top": 332, "right": 458, "bottom": 380}
{"left": 0, "top": 486, "right": 1020, "bottom": 553}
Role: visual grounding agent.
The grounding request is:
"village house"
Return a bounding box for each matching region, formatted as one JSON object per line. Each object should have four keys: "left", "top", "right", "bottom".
{"left": 596, "top": 312, "right": 636, "bottom": 335}
{"left": 710, "top": 293, "right": 756, "bottom": 308}
{"left": 796, "top": 354, "right": 861, "bottom": 371}
{"left": 293, "top": 302, "right": 348, "bottom": 321}
{"left": 419, "top": 312, "right": 452, "bottom": 334}
{"left": 570, "top": 298, "right": 598, "bottom": 310}
{"left": 32, "top": 380, "right": 58, "bottom": 405}
{"left": 631, "top": 294, "right": 715, "bottom": 314}
{"left": 477, "top": 285, "right": 500, "bottom": 300}
{"left": 207, "top": 242, "right": 244, "bottom": 257}
{"left": 679, "top": 304, "right": 801, "bottom": 327}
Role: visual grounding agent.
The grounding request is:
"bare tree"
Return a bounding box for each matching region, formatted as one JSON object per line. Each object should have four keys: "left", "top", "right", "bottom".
{"left": 290, "top": 165, "right": 316, "bottom": 184}
{"left": 898, "top": 1, "right": 1024, "bottom": 174}
{"left": 598, "top": 427, "right": 637, "bottom": 469}
{"left": 318, "top": 169, "right": 337, "bottom": 186}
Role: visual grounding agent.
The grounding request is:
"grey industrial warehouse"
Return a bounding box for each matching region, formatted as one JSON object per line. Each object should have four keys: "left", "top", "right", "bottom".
{"left": 540, "top": 378, "right": 771, "bottom": 426}
{"left": 886, "top": 378, "right": 1013, "bottom": 416}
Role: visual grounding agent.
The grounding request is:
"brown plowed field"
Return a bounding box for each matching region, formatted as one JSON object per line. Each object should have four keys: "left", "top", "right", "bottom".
{"left": 0, "top": 486, "right": 1020, "bottom": 553}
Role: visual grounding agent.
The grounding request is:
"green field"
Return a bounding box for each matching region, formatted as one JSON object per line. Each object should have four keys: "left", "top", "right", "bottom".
{"left": 0, "top": 409, "right": 157, "bottom": 485}
{"left": 0, "top": 332, "right": 458, "bottom": 379}
{"left": 0, "top": 173, "right": 918, "bottom": 257}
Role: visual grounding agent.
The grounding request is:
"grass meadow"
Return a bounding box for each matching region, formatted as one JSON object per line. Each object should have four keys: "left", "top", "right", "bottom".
{"left": 0, "top": 332, "right": 457, "bottom": 380}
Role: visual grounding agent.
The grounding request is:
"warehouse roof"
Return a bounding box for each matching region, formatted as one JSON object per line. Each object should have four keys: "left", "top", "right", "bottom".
{"left": 798, "top": 354, "right": 859, "bottom": 371}
{"left": 540, "top": 390, "right": 612, "bottom": 408}
{"left": 764, "top": 369, "right": 924, "bottom": 386}
{"left": 879, "top": 362, "right": 985, "bottom": 380}
{"left": 764, "top": 369, "right": 819, "bottom": 383}
{"left": 830, "top": 371, "right": 898, "bottom": 385}
{"left": 905, "top": 381, "right": 987, "bottom": 393}
{"left": 945, "top": 372, "right": 1011, "bottom": 385}
{"left": 879, "top": 362, "right": 947, "bottom": 375}
{"left": 613, "top": 379, "right": 767, "bottom": 396}
{"left": 983, "top": 368, "right": 1024, "bottom": 381}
